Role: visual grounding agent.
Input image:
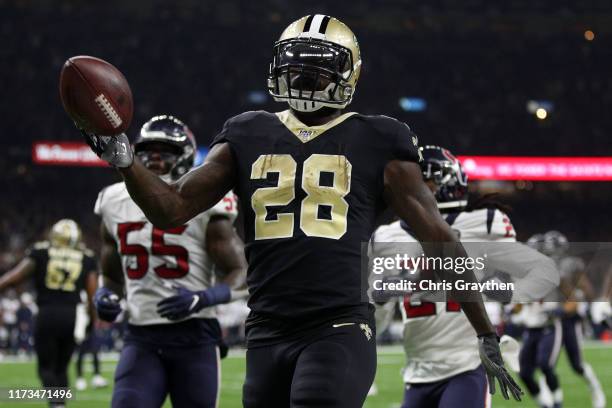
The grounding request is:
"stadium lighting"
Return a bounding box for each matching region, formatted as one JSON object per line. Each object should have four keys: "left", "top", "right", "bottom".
{"left": 526, "top": 100, "right": 554, "bottom": 117}
{"left": 584, "top": 30, "right": 595, "bottom": 41}
{"left": 399, "top": 97, "right": 427, "bottom": 112}
{"left": 536, "top": 108, "right": 548, "bottom": 120}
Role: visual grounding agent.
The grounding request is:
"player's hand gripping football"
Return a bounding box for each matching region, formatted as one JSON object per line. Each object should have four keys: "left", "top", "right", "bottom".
{"left": 79, "top": 127, "right": 134, "bottom": 168}
{"left": 478, "top": 333, "right": 524, "bottom": 401}
{"left": 94, "top": 287, "right": 122, "bottom": 322}
{"left": 157, "top": 285, "right": 231, "bottom": 321}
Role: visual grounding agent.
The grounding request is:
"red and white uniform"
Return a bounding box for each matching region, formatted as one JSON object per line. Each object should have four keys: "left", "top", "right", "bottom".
{"left": 95, "top": 182, "right": 238, "bottom": 325}
{"left": 372, "top": 208, "right": 558, "bottom": 383}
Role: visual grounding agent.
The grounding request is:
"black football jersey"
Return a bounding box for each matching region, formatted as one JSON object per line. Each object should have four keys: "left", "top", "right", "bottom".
{"left": 211, "top": 110, "right": 421, "bottom": 333}
{"left": 25, "top": 241, "right": 96, "bottom": 307}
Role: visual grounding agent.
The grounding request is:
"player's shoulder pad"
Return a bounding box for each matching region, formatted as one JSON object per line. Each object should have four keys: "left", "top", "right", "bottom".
{"left": 26, "top": 241, "right": 50, "bottom": 258}
{"left": 208, "top": 191, "right": 239, "bottom": 222}
{"left": 355, "top": 114, "right": 422, "bottom": 163}
{"left": 487, "top": 208, "right": 516, "bottom": 240}
{"left": 32, "top": 241, "right": 50, "bottom": 250}
{"left": 223, "top": 110, "right": 277, "bottom": 131}
{"left": 94, "top": 182, "right": 127, "bottom": 216}
{"left": 354, "top": 114, "right": 414, "bottom": 137}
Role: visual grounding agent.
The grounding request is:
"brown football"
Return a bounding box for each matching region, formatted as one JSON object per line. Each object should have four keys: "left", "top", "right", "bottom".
{"left": 59, "top": 56, "right": 133, "bottom": 135}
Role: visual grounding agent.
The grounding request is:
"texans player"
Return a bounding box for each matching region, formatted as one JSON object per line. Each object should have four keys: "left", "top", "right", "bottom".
{"left": 93, "top": 115, "right": 247, "bottom": 408}
{"left": 528, "top": 232, "right": 606, "bottom": 408}
{"left": 80, "top": 16, "right": 521, "bottom": 407}
{"left": 0, "top": 219, "right": 97, "bottom": 407}
{"left": 371, "top": 146, "right": 558, "bottom": 408}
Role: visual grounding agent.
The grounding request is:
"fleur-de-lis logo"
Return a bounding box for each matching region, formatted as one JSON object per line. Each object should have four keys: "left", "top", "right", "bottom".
{"left": 360, "top": 323, "right": 372, "bottom": 341}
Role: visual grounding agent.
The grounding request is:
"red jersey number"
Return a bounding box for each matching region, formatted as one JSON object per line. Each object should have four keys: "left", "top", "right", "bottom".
{"left": 117, "top": 223, "right": 189, "bottom": 279}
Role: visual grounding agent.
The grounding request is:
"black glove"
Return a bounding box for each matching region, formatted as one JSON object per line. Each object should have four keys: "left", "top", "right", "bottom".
{"left": 478, "top": 333, "right": 523, "bottom": 401}
{"left": 156, "top": 284, "right": 231, "bottom": 321}
{"left": 78, "top": 126, "right": 133, "bottom": 168}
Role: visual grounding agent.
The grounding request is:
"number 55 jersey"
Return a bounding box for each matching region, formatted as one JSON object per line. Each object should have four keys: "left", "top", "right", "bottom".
{"left": 211, "top": 109, "right": 422, "bottom": 342}
{"left": 94, "top": 182, "right": 237, "bottom": 325}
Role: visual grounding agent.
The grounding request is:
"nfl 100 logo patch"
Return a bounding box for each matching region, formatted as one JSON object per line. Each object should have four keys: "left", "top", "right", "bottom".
{"left": 298, "top": 129, "right": 315, "bottom": 141}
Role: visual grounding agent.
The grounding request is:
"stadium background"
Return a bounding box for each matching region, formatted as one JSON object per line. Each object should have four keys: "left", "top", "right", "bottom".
{"left": 0, "top": 0, "right": 610, "bottom": 407}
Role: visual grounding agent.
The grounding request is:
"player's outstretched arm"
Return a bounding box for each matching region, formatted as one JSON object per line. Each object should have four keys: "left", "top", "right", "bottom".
{"left": 0, "top": 257, "right": 35, "bottom": 291}
{"left": 384, "top": 160, "right": 523, "bottom": 401}
{"left": 118, "top": 143, "right": 236, "bottom": 229}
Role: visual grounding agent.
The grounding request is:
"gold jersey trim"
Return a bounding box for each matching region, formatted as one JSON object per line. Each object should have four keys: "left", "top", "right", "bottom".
{"left": 275, "top": 110, "right": 357, "bottom": 143}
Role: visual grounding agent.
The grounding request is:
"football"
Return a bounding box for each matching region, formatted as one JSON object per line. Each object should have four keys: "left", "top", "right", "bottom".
{"left": 59, "top": 55, "right": 133, "bottom": 135}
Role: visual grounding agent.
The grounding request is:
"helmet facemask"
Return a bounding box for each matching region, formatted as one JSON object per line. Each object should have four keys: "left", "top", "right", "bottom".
{"left": 135, "top": 116, "right": 196, "bottom": 181}
{"left": 268, "top": 38, "right": 355, "bottom": 112}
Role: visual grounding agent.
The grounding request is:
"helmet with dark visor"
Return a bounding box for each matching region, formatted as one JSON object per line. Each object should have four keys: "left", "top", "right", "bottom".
{"left": 268, "top": 38, "right": 355, "bottom": 108}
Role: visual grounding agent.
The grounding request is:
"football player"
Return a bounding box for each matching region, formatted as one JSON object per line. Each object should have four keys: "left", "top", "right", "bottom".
{"left": 0, "top": 219, "right": 98, "bottom": 407}
{"left": 512, "top": 301, "right": 564, "bottom": 408}
{"left": 371, "top": 145, "right": 558, "bottom": 408}
{"left": 528, "top": 232, "right": 606, "bottom": 408}
{"left": 80, "top": 16, "right": 522, "bottom": 407}
{"left": 93, "top": 115, "right": 247, "bottom": 408}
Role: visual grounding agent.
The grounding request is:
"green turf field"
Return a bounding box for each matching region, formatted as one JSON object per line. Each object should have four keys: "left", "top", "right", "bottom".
{"left": 0, "top": 344, "right": 609, "bottom": 407}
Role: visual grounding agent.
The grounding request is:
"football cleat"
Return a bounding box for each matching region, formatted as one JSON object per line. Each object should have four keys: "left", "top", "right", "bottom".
{"left": 49, "top": 219, "right": 82, "bottom": 248}
{"left": 134, "top": 115, "right": 197, "bottom": 180}
{"left": 91, "top": 374, "right": 108, "bottom": 389}
{"left": 420, "top": 146, "right": 468, "bottom": 211}
{"left": 75, "top": 377, "right": 87, "bottom": 391}
{"left": 268, "top": 15, "right": 362, "bottom": 112}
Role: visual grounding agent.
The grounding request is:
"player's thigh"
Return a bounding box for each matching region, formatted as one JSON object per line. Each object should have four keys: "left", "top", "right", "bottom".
{"left": 290, "top": 324, "right": 377, "bottom": 408}
{"left": 536, "top": 323, "right": 562, "bottom": 369}
{"left": 401, "top": 382, "right": 443, "bottom": 408}
{"left": 439, "top": 366, "right": 489, "bottom": 408}
{"left": 165, "top": 344, "right": 220, "bottom": 408}
{"left": 112, "top": 343, "right": 167, "bottom": 408}
{"left": 243, "top": 345, "right": 293, "bottom": 408}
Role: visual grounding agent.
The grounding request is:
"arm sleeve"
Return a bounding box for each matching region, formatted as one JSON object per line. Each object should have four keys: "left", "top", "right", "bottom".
{"left": 24, "top": 244, "right": 46, "bottom": 266}
{"left": 210, "top": 117, "right": 234, "bottom": 148}
{"left": 94, "top": 188, "right": 105, "bottom": 216}
{"left": 394, "top": 121, "right": 423, "bottom": 164}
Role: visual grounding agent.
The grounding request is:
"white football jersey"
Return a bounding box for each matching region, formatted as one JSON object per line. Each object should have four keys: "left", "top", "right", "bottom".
{"left": 372, "top": 208, "right": 558, "bottom": 383}
{"left": 512, "top": 302, "right": 559, "bottom": 328}
{"left": 95, "top": 182, "right": 238, "bottom": 325}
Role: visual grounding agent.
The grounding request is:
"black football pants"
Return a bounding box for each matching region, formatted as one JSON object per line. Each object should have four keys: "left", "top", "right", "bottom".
{"left": 243, "top": 322, "right": 377, "bottom": 408}
{"left": 34, "top": 305, "right": 77, "bottom": 389}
